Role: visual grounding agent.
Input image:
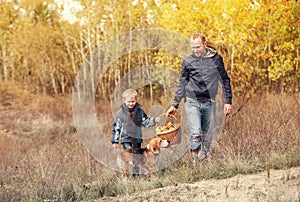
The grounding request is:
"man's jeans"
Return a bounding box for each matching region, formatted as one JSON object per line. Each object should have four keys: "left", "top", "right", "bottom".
{"left": 185, "top": 97, "right": 216, "bottom": 152}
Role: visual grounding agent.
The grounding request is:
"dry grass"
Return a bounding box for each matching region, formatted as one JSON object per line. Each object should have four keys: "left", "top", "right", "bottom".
{"left": 0, "top": 81, "right": 299, "bottom": 201}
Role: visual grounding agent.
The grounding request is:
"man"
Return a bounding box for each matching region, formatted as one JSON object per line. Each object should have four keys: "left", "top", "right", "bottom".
{"left": 166, "top": 33, "right": 233, "bottom": 163}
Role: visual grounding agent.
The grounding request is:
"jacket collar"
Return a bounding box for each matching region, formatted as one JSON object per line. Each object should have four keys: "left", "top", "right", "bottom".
{"left": 192, "top": 46, "right": 217, "bottom": 58}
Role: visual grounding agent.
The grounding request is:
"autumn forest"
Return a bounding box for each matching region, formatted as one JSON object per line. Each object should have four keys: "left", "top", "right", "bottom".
{"left": 1, "top": 0, "right": 299, "bottom": 99}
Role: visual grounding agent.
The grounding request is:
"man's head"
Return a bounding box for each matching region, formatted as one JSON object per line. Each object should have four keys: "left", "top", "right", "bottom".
{"left": 122, "top": 88, "right": 138, "bottom": 109}
{"left": 190, "top": 33, "right": 207, "bottom": 57}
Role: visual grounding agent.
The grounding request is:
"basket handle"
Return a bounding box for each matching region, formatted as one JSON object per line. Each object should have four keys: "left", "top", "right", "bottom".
{"left": 159, "top": 113, "right": 179, "bottom": 124}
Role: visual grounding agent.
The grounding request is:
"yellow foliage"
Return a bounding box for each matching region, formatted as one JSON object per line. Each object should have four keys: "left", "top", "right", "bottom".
{"left": 0, "top": 0, "right": 299, "bottom": 94}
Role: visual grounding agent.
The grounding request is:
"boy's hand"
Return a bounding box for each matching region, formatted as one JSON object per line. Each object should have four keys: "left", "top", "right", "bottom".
{"left": 155, "top": 116, "right": 160, "bottom": 123}
{"left": 112, "top": 143, "right": 120, "bottom": 149}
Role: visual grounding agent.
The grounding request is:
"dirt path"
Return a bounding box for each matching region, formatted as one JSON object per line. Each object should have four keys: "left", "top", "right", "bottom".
{"left": 99, "top": 167, "right": 300, "bottom": 202}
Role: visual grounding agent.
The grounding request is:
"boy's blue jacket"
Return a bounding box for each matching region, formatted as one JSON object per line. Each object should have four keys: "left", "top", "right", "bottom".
{"left": 111, "top": 103, "right": 156, "bottom": 144}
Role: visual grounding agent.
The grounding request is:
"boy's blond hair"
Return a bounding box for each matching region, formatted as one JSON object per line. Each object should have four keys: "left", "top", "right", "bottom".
{"left": 122, "top": 89, "right": 138, "bottom": 100}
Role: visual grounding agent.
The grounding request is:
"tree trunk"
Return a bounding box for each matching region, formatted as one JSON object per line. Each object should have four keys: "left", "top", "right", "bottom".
{"left": 1, "top": 43, "right": 8, "bottom": 81}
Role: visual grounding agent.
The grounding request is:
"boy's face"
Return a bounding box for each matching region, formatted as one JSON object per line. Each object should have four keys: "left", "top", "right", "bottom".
{"left": 124, "top": 96, "right": 137, "bottom": 109}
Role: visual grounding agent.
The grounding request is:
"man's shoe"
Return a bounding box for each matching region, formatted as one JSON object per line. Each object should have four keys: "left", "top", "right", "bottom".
{"left": 191, "top": 148, "right": 200, "bottom": 165}
{"left": 198, "top": 147, "right": 207, "bottom": 161}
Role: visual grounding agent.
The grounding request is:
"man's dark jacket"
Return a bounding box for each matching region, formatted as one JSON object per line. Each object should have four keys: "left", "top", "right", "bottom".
{"left": 172, "top": 46, "right": 232, "bottom": 108}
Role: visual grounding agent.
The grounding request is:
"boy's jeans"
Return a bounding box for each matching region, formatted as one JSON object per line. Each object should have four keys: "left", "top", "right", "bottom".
{"left": 122, "top": 142, "right": 141, "bottom": 149}
{"left": 185, "top": 97, "right": 216, "bottom": 152}
{"left": 122, "top": 142, "right": 141, "bottom": 175}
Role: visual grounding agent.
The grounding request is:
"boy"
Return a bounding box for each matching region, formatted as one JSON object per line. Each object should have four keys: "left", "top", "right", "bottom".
{"left": 112, "top": 88, "right": 160, "bottom": 149}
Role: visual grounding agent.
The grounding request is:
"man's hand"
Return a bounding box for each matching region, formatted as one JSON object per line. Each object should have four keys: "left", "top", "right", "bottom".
{"left": 166, "top": 106, "right": 176, "bottom": 117}
{"left": 224, "top": 104, "right": 233, "bottom": 116}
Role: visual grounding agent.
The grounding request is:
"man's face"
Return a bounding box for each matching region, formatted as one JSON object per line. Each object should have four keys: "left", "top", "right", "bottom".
{"left": 124, "top": 96, "right": 137, "bottom": 109}
{"left": 191, "top": 38, "right": 207, "bottom": 57}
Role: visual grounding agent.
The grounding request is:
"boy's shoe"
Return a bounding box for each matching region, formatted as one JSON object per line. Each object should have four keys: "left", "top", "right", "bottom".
{"left": 132, "top": 164, "right": 140, "bottom": 177}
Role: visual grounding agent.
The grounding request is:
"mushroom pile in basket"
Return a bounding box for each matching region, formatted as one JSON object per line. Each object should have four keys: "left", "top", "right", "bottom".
{"left": 155, "top": 122, "right": 176, "bottom": 133}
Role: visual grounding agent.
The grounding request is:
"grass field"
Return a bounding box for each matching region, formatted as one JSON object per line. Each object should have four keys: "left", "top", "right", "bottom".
{"left": 0, "top": 81, "right": 299, "bottom": 201}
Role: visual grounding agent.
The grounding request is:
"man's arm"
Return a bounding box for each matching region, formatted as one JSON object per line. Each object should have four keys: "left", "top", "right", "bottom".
{"left": 171, "top": 60, "right": 189, "bottom": 108}
{"left": 215, "top": 54, "right": 233, "bottom": 105}
{"left": 215, "top": 54, "right": 233, "bottom": 116}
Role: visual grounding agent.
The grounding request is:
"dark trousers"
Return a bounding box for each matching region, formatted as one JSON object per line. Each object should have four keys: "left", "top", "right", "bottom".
{"left": 122, "top": 142, "right": 141, "bottom": 176}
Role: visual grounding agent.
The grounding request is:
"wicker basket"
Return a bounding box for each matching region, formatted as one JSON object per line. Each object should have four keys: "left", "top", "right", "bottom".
{"left": 156, "top": 114, "right": 181, "bottom": 146}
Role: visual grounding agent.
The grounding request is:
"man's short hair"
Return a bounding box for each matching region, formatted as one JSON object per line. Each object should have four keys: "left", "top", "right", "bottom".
{"left": 190, "top": 33, "right": 206, "bottom": 43}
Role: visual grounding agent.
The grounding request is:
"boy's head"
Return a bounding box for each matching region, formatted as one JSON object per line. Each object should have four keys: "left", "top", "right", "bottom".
{"left": 122, "top": 89, "right": 138, "bottom": 109}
